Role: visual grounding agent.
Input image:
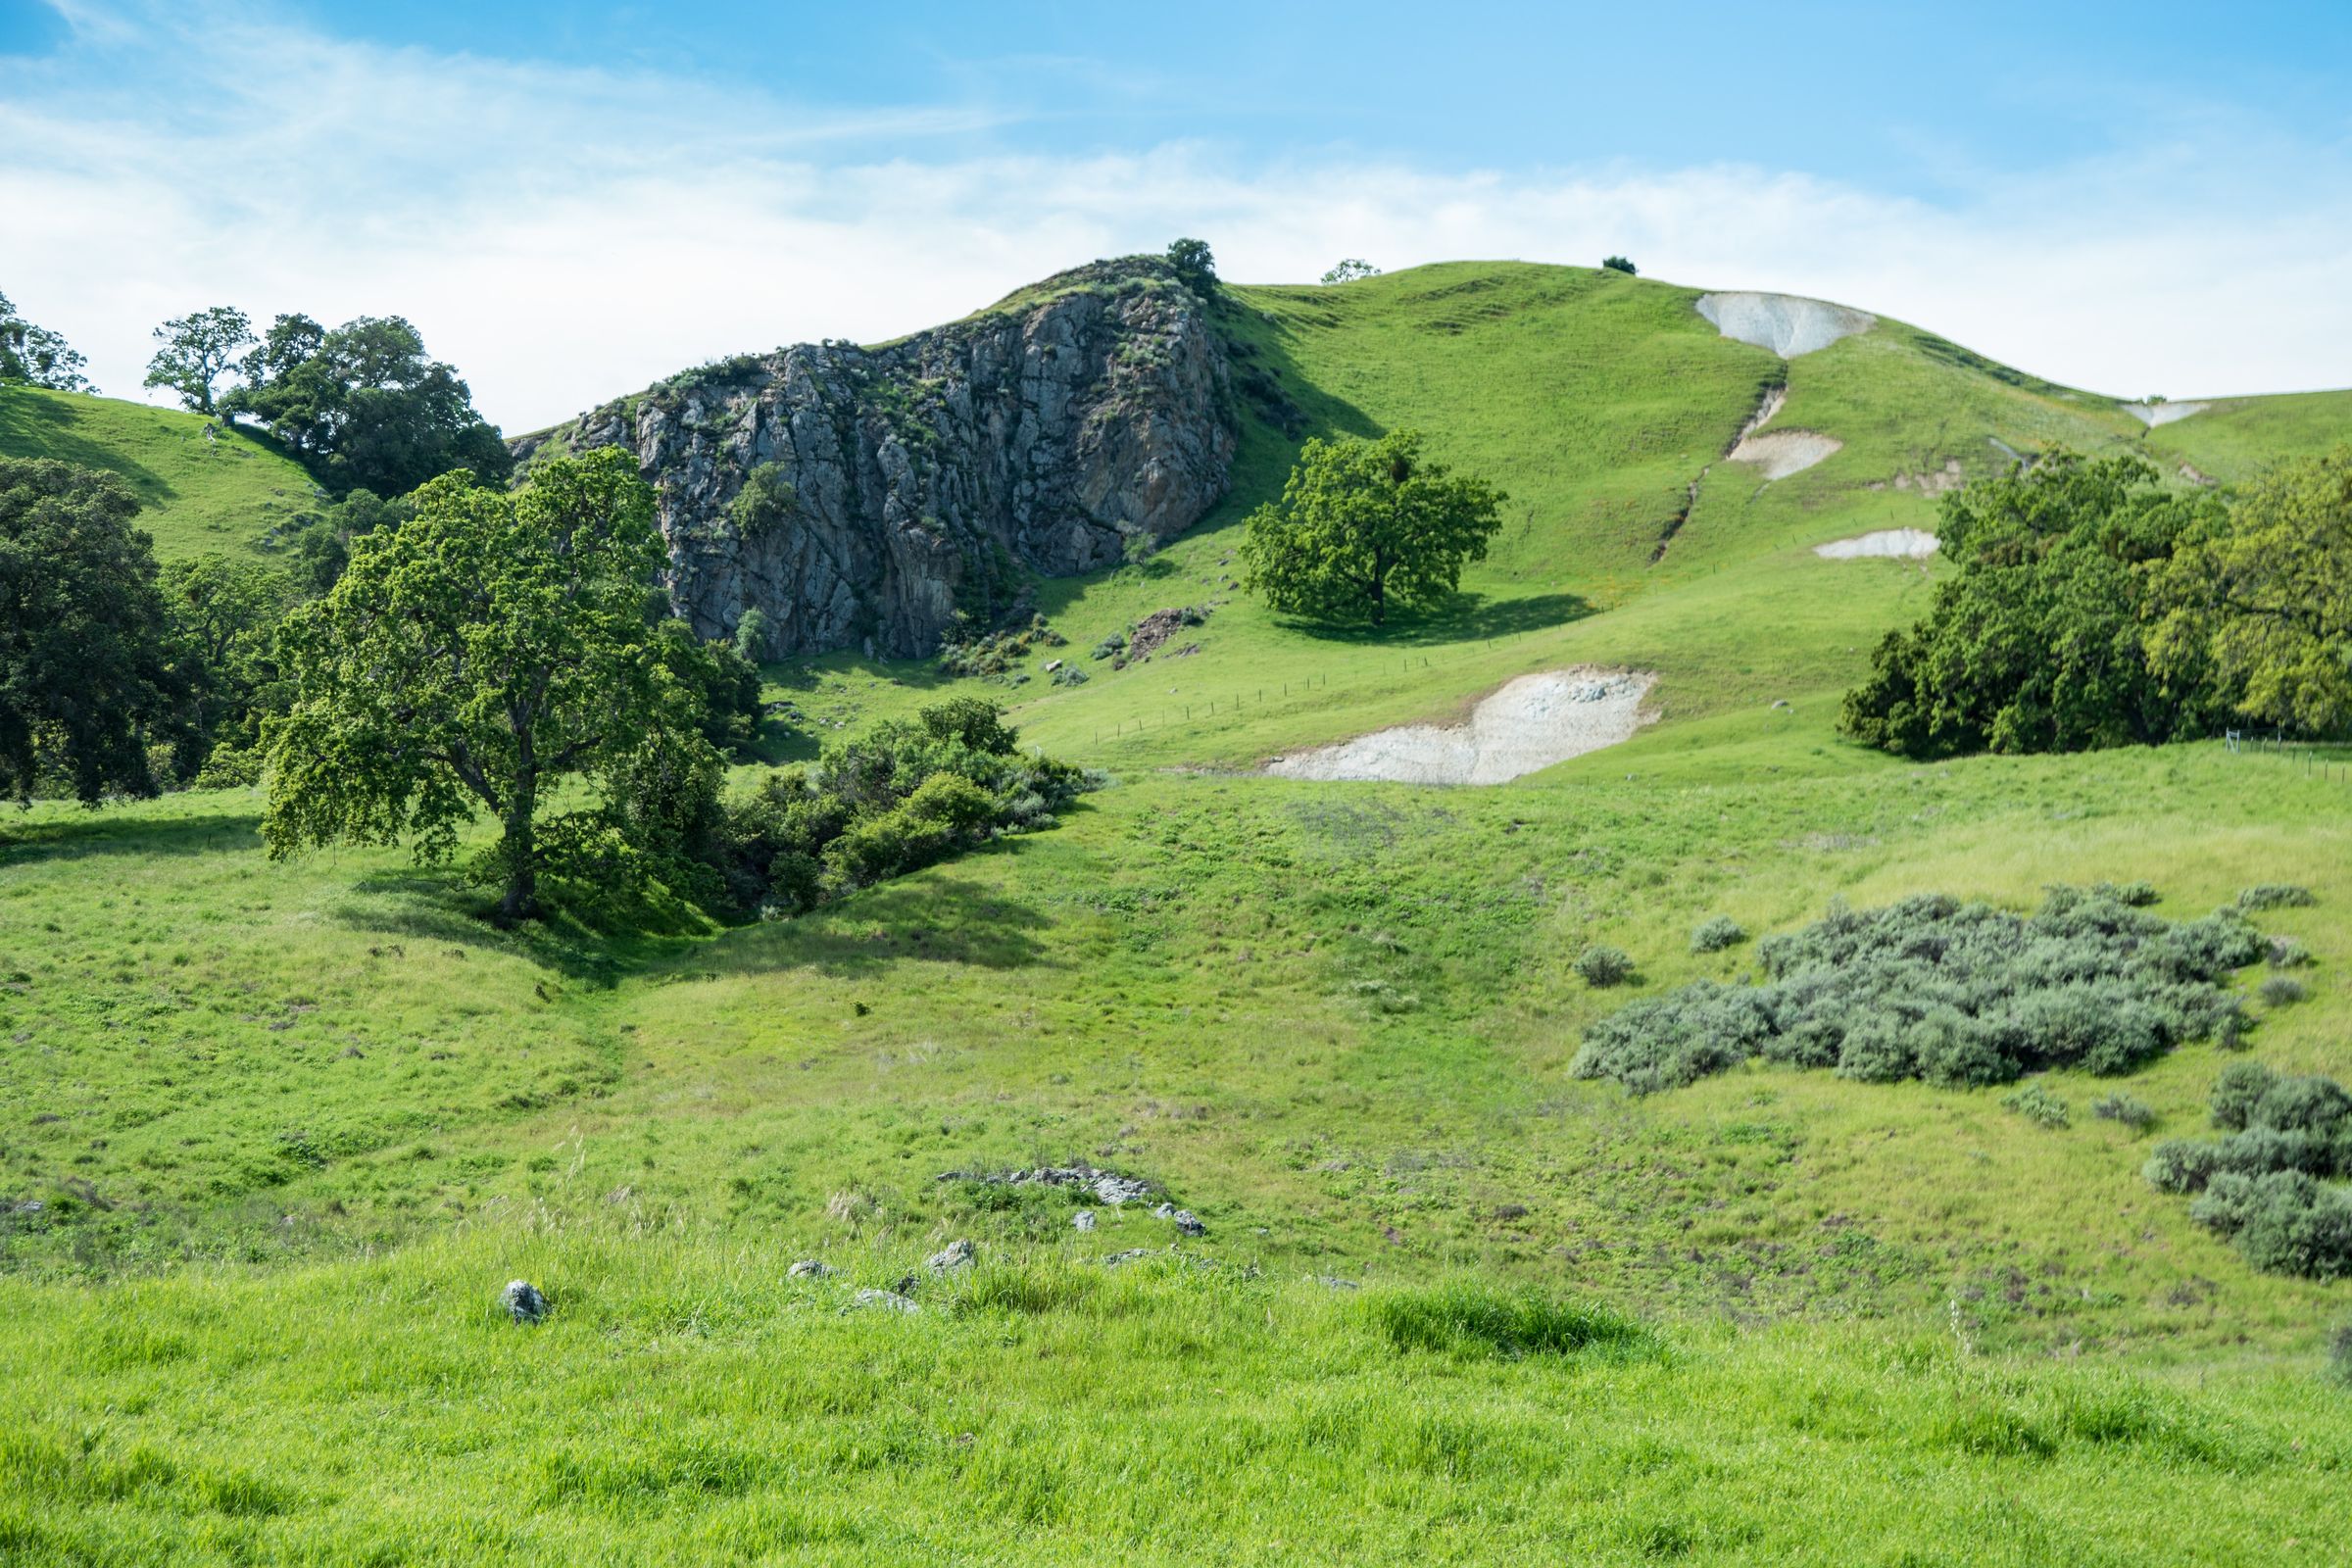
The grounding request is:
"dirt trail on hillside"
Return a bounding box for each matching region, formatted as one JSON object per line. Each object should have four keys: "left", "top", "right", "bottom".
{"left": 1265, "top": 669, "right": 1656, "bottom": 785}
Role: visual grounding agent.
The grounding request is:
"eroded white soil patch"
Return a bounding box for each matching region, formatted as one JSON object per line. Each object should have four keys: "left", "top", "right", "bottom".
{"left": 2124, "top": 401, "right": 2209, "bottom": 427}
{"left": 1696, "top": 292, "right": 1876, "bottom": 358}
{"left": 1265, "top": 669, "right": 1655, "bottom": 785}
{"left": 1815, "top": 529, "right": 1938, "bottom": 560}
{"left": 1729, "top": 429, "right": 1841, "bottom": 479}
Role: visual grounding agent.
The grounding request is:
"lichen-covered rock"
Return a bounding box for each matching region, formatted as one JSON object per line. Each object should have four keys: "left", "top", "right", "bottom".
{"left": 515, "top": 258, "right": 1236, "bottom": 659}
{"left": 501, "top": 1279, "right": 550, "bottom": 1324}
{"left": 786, "top": 1259, "right": 833, "bottom": 1279}
{"left": 927, "top": 1239, "right": 976, "bottom": 1274}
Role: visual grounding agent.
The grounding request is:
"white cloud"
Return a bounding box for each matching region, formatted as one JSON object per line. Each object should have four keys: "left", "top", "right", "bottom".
{"left": 3, "top": 7, "right": 2349, "bottom": 431}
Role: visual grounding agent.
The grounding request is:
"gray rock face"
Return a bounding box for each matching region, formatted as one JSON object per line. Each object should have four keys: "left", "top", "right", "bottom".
{"left": 786, "top": 1259, "right": 833, "bottom": 1280}
{"left": 852, "top": 1288, "right": 918, "bottom": 1313}
{"left": 516, "top": 258, "right": 1236, "bottom": 659}
{"left": 927, "top": 1239, "right": 976, "bottom": 1274}
{"left": 501, "top": 1279, "right": 550, "bottom": 1324}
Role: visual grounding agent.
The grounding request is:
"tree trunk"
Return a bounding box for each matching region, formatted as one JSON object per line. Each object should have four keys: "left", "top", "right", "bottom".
{"left": 498, "top": 772, "right": 538, "bottom": 924}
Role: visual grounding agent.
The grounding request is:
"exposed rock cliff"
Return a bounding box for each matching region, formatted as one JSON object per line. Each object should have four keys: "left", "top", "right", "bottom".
{"left": 514, "top": 258, "right": 1236, "bottom": 658}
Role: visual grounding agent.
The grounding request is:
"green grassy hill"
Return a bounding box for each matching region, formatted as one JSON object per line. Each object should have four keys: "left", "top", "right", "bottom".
{"left": 0, "top": 384, "right": 318, "bottom": 560}
{"left": 7, "top": 262, "right": 2352, "bottom": 1564}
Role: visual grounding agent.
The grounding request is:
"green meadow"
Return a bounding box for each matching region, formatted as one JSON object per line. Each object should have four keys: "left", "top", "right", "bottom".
{"left": 7, "top": 262, "right": 2352, "bottom": 1563}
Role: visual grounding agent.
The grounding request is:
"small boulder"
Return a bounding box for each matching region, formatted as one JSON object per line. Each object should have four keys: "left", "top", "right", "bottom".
{"left": 1101, "top": 1249, "right": 1154, "bottom": 1268}
{"left": 787, "top": 1259, "right": 834, "bottom": 1279}
{"left": 1072, "top": 1209, "right": 1098, "bottom": 1231}
{"left": 1154, "top": 1203, "right": 1205, "bottom": 1236}
{"left": 501, "top": 1279, "right": 550, "bottom": 1324}
{"left": 927, "top": 1239, "right": 976, "bottom": 1274}
{"left": 852, "top": 1288, "right": 918, "bottom": 1313}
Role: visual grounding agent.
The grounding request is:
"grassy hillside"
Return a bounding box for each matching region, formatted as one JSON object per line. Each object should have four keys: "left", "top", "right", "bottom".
{"left": 8, "top": 262, "right": 2352, "bottom": 1563}
{"left": 0, "top": 385, "right": 318, "bottom": 560}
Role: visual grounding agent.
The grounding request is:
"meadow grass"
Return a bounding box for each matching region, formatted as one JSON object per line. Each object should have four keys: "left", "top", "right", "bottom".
{"left": 0, "top": 385, "right": 319, "bottom": 562}
{"left": 8, "top": 261, "right": 2352, "bottom": 1562}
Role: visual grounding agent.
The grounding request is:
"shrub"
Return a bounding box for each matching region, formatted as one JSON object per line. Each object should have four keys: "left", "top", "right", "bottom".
{"left": 1690, "top": 914, "right": 1745, "bottom": 954}
{"left": 710, "top": 697, "right": 1094, "bottom": 916}
{"left": 2238, "top": 884, "right": 2316, "bottom": 911}
{"left": 1051, "top": 665, "right": 1089, "bottom": 687}
{"left": 2093, "top": 880, "right": 2161, "bottom": 907}
{"left": 2092, "top": 1093, "right": 2157, "bottom": 1133}
{"left": 1600, "top": 255, "right": 1638, "bottom": 275}
{"left": 2329, "top": 1320, "right": 2352, "bottom": 1387}
{"left": 1574, "top": 945, "right": 1635, "bottom": 988}
{"left": 2261, "top": 975, "right": 2310, "bottom": 1007}
{"left": 1573, "top": 886, "right": 2261, "bottom": 1094}
{"left": 2151, "top": 1062, "right": 2352, "bottom": 1277}
{"left": 1090, "top": 633, "right": 1125, "bottom": 662}
{"left": 2003, "top": 1083, "right": 2071, "bottom": 1129}
{"left": 2211, "top": 1061, "right": 2277, "bottom": 1131}
{"left": 2268, "top": 939, "right": 2312, "bottom": 969}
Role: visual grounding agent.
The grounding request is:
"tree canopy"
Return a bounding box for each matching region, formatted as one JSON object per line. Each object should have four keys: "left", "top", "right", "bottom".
{"left": 221, "top": 313, "right": 510, "bottom": 497}
{"left": 263, "top": 447, "right": 710, "bottom": 922}
{"left": 1840, "top": 453, "right": 2228, "bottom": 759}
{"left": 1165, "top": 238, "right": 1218, "bottom": 297}
{"left": 143, "top": 306, "right": 256, "bottom": 416}
{"left": 0, "top": 291, "right": 94, "bottom": 393}
{"left": 1321, "top": 259, "right": 1381, "bottom": 284}
{"left": 1238, "top": 430, "right": 1506, "bottom": 626}
{"left": 2151, "top": 445, "right": 2352, "bottom": 734}
{"left": 0, "top": 458, "right": 176, "bottom": 804}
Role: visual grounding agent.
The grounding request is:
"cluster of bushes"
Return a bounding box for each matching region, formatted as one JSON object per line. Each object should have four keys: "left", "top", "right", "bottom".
{"left": 710, "top": 697, "right": 1095, "bottom": 917}
{"left": 936, "top": 612, "right": 1064, "bottom": 681}
{"left": 1571, "top": 886, "right": 2267, "bottom": 1095}
{"left": 2146, "top": 1061, "right": 2352, "bottom": 1278}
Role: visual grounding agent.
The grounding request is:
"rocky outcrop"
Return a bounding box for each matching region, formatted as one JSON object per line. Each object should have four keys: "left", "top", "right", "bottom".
{"left": 515, "top": 258, "right": 1237, "bottom": 658}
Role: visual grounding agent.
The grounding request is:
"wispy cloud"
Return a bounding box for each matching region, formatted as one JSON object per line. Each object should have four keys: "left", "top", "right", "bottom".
{"left": 4, "top": 5, "right": 2349, "bottom": 430}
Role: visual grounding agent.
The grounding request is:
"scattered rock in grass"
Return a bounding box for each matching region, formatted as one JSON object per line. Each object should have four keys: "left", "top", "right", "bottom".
{"left": 29, "top": 1113, "right": 61, "bottom": 1126}
{"left": 928, "top": 1239, "right": 976, "bottom": 1274}
{"left": 1493, "top": 1203, "right": 1530, "bottom": 1221}
{"left": 1126, "top": 606, "right": 1210, "bottom": 662}
{"left": 501, "top": 1280, "right": 550, "bottom": 1325}
{"left": 1072, "top": 1209, "right": 1098, "bottom": 1232}
{"left": 787, "top": 1259, "right": 834, "bottom": 1279}
{"left": 1101, "top": 1249, "right": 1155, "bottom": 1268}
{"left": 937, "top": 1164, "right": 1159, "bottom": 1206}
{"left": 1153, "top": 1202, "right": 1206, "bottom": 1236}
{"left": 9, "top": 1200, "right": 42, "bottom": 1216}
{"left": 1317, "top": 1275, "right": 1361, "bottom": 1291}
{"left": 852, "top": 1288, "right": 919, "bottom": 1313}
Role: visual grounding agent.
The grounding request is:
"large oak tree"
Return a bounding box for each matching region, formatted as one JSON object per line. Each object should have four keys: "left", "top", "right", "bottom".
{"left": 264, "top": 447, "right": 711, "bottom": 922}
{"left": 1238, "top": 430, "right": 1505, "bottom": 626}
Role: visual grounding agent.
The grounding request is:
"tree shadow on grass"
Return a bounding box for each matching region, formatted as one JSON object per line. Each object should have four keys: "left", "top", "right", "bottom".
{"left": 0, "top": 390, "right": 176, "bottom": 506}
{"left": 693, "top": 871, "right": 1053, "bottom": 979}
{"left": 0, "top": 806, "right": 260, "bottom": 864}
{"left": 1272, "top": 590, "right": 1595, "bottom": 648}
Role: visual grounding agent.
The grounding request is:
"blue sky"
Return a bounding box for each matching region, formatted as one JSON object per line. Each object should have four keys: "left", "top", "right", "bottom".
{"left": 4, "top": 0, "right": 2350, "bottom": 427}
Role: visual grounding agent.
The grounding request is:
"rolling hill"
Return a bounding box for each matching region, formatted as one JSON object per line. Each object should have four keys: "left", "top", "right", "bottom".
{"left": 5, "top": 260, "right": 2352, "bottom": 1564}
{"left": 0, "top": 384, "right": 320, "bottom": 561}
